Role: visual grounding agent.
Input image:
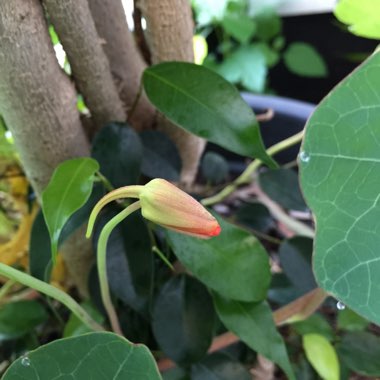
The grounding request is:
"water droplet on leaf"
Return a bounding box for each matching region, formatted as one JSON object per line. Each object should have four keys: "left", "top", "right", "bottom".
{"left": 299, "top": 151, "right": 310, "bottom": 163}
{"left": 336, "top": 301, "right": 345, "bottom": 310}
{"left": 21, "top": 356, "right": 31, "bottom": 367}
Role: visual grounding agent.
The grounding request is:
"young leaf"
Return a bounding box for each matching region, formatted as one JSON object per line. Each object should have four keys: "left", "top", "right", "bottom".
{"left": 2, "top": 332, "right": 162, "bottom": 380}
{"left": 334, "top": 0, "right": 380, "bottom": 40}
{"left": 213, "top": 294, "right": 295, "bottom": 380}
{"left": 41, "top": 158, "right": 99, "bottom": 261}
{"left": 166, "top": 215, "right": 271, "bottom": 302}
{"left": 143, "top": 62, "right": 277, "bottom": 168}
{"left": 299, "top": 51, "right": 380, "bottom": 324}
{"left": 303, "top": 334, "right": 340, "bottom": 380}
{"left": 284, "top": 42, "right": 328, "bottom": 77}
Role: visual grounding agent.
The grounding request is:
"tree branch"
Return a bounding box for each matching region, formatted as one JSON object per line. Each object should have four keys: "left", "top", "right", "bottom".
{"left": 43, "top": 0, "right": 126, "bottom": 132}
{"left": 137, "top": 0, "right": 206, "bottom": 185}
{"left": 88, "top": 0, "right": 155, "bottom": 131}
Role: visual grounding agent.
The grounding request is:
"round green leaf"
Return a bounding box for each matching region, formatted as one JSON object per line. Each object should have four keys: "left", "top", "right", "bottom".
{"left": 2, "top": 332, "right": 162, "bottom": 380}
{"left": 303, "top": 334, "right": 340, "bottom": 380}
{"left": 299, "top": 51, "right": 380, "bottom": 324}
{"left": 152, "top": 275, "right": 215, "bottom": 366}
{"left": 92, "top": 123, "right": 142, "bottom": 188}
{"left": 166, "top": 215, "right": 271, "bottom": 302}
{"left": 334, "top": 0, "right": 380, "bottom": 39}
{"left": 284, "top": 43, "right": 328, "bottom": 78}
{"left": 201, "top": 152, "right": 229, "bottom": 185}
{"left": 41, "top": 157, "right": 99, "bottom": 261}
{"left": 235, "top": 201, "right": 274, "bottom": 232}
{"left": 143, "top": 62, "right": 277, "bottom": 168}
{"left": 140, "top": 130, "right": 181, "bottom": 181}
{"left": 213, "top": 295, "right": 295, "bottom": 380}
{"left": 0, "top": 301, "right": 48, "bottom": 341}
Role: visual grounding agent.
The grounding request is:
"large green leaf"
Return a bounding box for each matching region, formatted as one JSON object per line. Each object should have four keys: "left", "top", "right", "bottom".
{"left": 213, "top": 294, "right": 295, "bottom": 380}
{"left": 299, "top": 51, "right": 380, "bottom": 324}
{"left": 41, "top": 158, "right": 99, "bottom": 261}
{"left": 2, "top": 332, "right": 162, "bottom": 380}
{"left": 166, "top": 215, "right": 271, "bottom": 302}
{"left": 152, "top": 275, "right": 215, "bottom": 366}
{"left": 334, "top": 0, "right": 380, "bottom": 39}
{"left": 143, "top": 62, "right": 276, "bottom": 168}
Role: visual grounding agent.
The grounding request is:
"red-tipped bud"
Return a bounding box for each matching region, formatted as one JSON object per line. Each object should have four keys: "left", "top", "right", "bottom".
{"left": 140, "top": 179, "right": 221, "bottom": 238}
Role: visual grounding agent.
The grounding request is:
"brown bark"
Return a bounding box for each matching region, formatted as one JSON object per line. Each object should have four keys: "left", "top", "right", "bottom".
{"left": 43, "top": 0, "right": 126, "bottom": 132}
{"left": 0, "top": 0, "right": 89, "bottom": 196}
{"left": 0, "top": 0, "right": 93, "bottom": 295}
{"left": 88, "top": 0, "right": 155, "bottom": 131}
{"left": 137, "top": 0, "right": 206, "bottom": 185}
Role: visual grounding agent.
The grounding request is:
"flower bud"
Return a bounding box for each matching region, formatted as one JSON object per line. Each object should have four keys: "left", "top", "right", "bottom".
{"left": 140, "top": 179, "right": 221, "bottom": 238}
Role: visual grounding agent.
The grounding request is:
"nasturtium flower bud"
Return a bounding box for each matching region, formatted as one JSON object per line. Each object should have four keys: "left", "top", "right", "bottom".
{"left": 139, "top": 179, "right": 221, "bottom": 238}
{"left": 86, "top": 178, "right": 221, "bottom": 239}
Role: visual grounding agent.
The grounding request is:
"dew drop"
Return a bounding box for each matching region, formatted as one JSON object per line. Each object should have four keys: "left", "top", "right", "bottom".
{"left": 336, "top": 301, "right": 346, "bottom": 311}
{"left": 299, "top": 151, "right": 310, "bottom": 163}
{"left": 21, "top": 356, "right": 31, "bottom": 367}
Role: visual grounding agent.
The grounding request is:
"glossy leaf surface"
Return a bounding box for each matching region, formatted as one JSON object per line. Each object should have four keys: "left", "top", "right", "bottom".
{"left": 167, "top": 215, "right": 271, "bottom": 302}
{"left": 143, "top": 62, "right": 276, "bottom": 167}
{"left": 2, "top": 332, "right": 162, "bottom": 380}
{"left": 299, "top": 51, "right": 380, "bottom": 324}
{"left": 213, "top": 294, "right": 295, "bottom": 380}
{"left": 41, "top": 158, "right": 99, "bottom": 261}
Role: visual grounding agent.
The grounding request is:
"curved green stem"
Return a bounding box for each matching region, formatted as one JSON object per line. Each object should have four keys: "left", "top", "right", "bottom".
{"left": 0, "top": 263, "right": 104, "bottom": 332}
{"left": 96, "top": 201, "right": 142, "bottom": 335}
{"left": 202, "top": 130, "right": 304, "bottom": 206}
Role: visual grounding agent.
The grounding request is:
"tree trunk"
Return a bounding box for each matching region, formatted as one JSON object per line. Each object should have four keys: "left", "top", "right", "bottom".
{"left": 43, "top": 0, "right": 126, "bottom": 133}
{"left": 0, "top": 0, "right": 93, "bottom": 295}
{"left": 0, "top": 0, "right": 89, "bottom": 196}
{"left": 137, "top": 0, "right": 206, "bottom": 185}
{"left": 88, "top": 0, "right": 155, "bottom": 131}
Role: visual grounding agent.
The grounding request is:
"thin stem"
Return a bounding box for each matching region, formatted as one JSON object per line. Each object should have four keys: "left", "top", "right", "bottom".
{"left": 97, "top": 201, "right": 142, "bottom": 335}
{"left": 96, "top": 171, "right": 114, "bottom": 192}
{"left": 152, "top": 246, "right": 174, "bottom": 271}
{"left": 0, "top": 280, "right": 16, "bottom": 303}
{"left": 127, "top": 81, "right": 143, "bottom": 122}
{"left": 202, "top": 130, "right": 304, "bottom": 206}
{"left": 0, "top": 263, "right": 104, "bottom": 332}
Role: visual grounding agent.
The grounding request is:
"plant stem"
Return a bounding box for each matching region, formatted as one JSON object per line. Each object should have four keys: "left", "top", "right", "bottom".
{"left": 0, "top": 263, "right": 104, "bottom": 331}
{"left": 96, "top": 171, "right": 114, "bottom": 192}
{"left": 96, "top": 201, "right": 142, "bottom": 335}
{"left": 0, "top": 280, "right": 16, "bottom": 303}
{"left": 202, "top": 130, "right": 304, "bottom": 206}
